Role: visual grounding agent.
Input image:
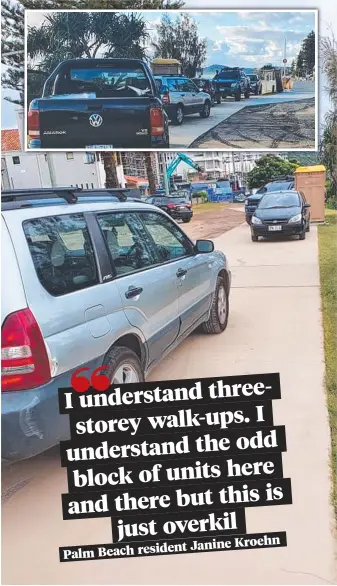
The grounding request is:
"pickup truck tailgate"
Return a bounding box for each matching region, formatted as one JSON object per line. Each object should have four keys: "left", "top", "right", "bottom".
{"left": 37, "top": 97, "right": 159, "bottom": 148}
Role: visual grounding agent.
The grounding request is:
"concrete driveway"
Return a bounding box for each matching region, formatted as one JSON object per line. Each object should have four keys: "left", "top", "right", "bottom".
{"left": 2, "top": 221, "right": 335, "bottom": 585}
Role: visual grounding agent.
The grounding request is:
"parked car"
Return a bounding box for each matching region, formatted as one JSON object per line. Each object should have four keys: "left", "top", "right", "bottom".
{"left": 1, "top": 187, "right": 231, "bottom": 462}
{"left": 191, "top": 78, "right": 217, "bottom": 105}
{"left": 28, "top": 58, "right": 169, "bottom": 149}
{"left": 145, "top": 195, "right": 193, "bottom": 223}
{"left": 245, "top": 176, "right": 295, "bottom": 224}
{"left": 248, "top": 74, "right": 262, "bottom": 95}
{"left": 213, "top": 67, "right": 250, "bottom": 103}
{"left": 250, "top": 190, "right": 311, "bottom": 241}
{"left": 154, "top": 75, "right": 212, "bottom": 125}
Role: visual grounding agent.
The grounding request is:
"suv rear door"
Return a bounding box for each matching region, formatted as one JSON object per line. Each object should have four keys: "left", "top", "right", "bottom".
{"left": 96, "top": 210, "right": 180, "bottom": 366}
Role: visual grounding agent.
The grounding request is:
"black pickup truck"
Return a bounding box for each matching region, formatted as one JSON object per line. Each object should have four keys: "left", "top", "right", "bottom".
{"left": 27, "top": 58, "right": 169, "bottom": 149}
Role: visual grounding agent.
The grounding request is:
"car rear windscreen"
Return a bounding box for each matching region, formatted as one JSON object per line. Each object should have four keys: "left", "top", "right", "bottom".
{"left": 217, "top": 70, "right": 240, "bottom": 79}
{"left": 249, "top": 75, "right": 258, "bottom": 81}
{"left": 55, "top": 66, "right": 151, "bottom": 96}
{"left": 259, "top": 192, "right": 300, "bottom": 208}
{"left": 266, "top": 182, "right": 293, "bottom": 192}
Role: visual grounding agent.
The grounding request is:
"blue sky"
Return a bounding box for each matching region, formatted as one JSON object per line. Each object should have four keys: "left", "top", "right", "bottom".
{"left": 1, "top": 2, "right": 334, "bottom": 130}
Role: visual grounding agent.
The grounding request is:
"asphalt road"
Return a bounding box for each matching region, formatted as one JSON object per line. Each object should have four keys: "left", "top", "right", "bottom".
{"left": 169, "top": 81, "right": 315, "bottom": 149}
{"left": 2, "top": 213, "right": 335, "bottom": 585}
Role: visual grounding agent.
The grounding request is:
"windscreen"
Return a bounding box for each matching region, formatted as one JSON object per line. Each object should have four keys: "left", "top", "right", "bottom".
{"left": 249, "top": 75, "right": 258, "bottom": 81}
{"left": 55, "top": 66, "right": 152, "bottom": 97}
{"left": 217, "top": 70, "right": 240, "bottom": 79}
{"left": 265, "top": 182, "right": 293, "bottom": 192}
{"left": 259, "top": 192, "right": 300, "bottom": 209}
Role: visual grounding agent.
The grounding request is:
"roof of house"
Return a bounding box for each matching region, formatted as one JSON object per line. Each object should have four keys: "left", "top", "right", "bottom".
{"left": 2, "top": 129, "right": 21, "bottom": 152}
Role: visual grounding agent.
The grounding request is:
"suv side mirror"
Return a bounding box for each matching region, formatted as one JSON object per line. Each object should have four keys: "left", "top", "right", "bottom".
{"left": 195, "top": 239, "right": 214, "bottom": 253}
{"left": 304, "top": 202, "right": 311, "bottom": 208}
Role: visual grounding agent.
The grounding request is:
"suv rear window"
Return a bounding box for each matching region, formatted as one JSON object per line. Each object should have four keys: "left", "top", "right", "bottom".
{"left": 23, "top": 214, "right": 99, "bottom": 296}
{"left": 55, "top": 66, "right": 151, "bottom": 97}
{"left": 218, "top": 70, "right": 240, "bottom": 79}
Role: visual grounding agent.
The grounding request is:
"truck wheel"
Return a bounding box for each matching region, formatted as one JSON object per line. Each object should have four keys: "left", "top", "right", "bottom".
{"left": 255, "top": 87, "right": 259, "bottom": 95}
{"left": 244, "top": 90, "right": 250, "bottom": 99}
{"left": 172, "top": 105, "right": 184, "bottom": 125}
{"left": 104, "top": 346, "right": 144, "bottom": 385}
{"left": 234, "top": 92, "right": 241, "bottom": 102}
{"left": 202, "top": 276, "right": 229, "bottom": 334}
{"left": 182, "top": 218, "right": 191, "bottom": 223}
{"left": 216, "top": 94, "right": 221, "bottom": 104}
{"left": 200, "top": 101, "right": 211, "bottom": 118}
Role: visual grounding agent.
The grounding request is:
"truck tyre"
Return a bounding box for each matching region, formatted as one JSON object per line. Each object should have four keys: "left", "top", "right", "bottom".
{"left": 234, "top": 92, "right": 241, "bottom": 102}
{"left": 216, "top": 93, "right": 221, "bottom": 104}
{"left": 182, "top": 218, "right": 191, "bottom": 223}
{"left": 172, "top": 105, "right": 184, "bottom": 125}
{"left": 244, "top": 90, "right": 250, "bottom": 99}
{"left": 255, "top": 87, "right": 259, "bottom": 95}
{"left": 103, "top": 346, "right": 144, "bottom": 385}
{"left": 200, "top": 101, "right": 211, "bottom": 118}
{"left": 202, "top": 276, "right": 229, "bottom": 334}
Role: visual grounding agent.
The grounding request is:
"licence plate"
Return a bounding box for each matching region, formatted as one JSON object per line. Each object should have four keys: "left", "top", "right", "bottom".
{"left": 268, "top": 225, "right": 282, "bottom": 231}
{"left": 86, "top": 145, "right": 114, "bottom": 149}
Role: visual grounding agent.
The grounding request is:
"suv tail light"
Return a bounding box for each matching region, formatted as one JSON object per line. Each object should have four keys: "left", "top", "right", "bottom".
{"left": 185, "top": 202, "right": 191, "bottom": 208}
{"left": 1, "top": 309, "right": 51, "bottom": 392}
{"left": 28, "top": 109, "right": 40, "bottom": 138}
{"left": 162, "top": 92, "right": 170, "bottom": 105}
{"left": 150, "top": 107, "right": 164, "bottom": 136}
{"left": 166, "top": 203, "right": 177, "bottom": 209}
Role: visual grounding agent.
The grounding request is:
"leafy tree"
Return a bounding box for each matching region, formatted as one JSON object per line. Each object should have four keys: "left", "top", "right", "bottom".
{"left": 152, "top": 13, "right": 207, "bottom": 78}
{"left": 296, "top": 51, "right": 305, "bottom": 77}
{"left": 301, "top": 31, "right": 315, "bottom": 75}
{"left": 1, "top": 0, "right": 24, "bottom": 105}
{"left": 246, "top": 155, "right": 299, "bottom": 189}
{"left": 319, "top": 32, "right": 337, "bottom": 208}
{"left": 27, "top": 11, "right": 149, "bottom": 103}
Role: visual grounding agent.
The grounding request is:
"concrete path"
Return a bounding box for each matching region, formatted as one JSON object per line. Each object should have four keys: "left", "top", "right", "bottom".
{"left": 170, "top": 80, "right": 315, "bottom": 149}
{"left": 2, "top": 221, "right": 335, "bottom": 585}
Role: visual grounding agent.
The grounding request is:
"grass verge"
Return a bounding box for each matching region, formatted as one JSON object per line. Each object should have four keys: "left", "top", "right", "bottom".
{"left": 318, "top": 209, "right": 337, "bottom": 520}
{"left": 192, "top": 202, "right": 242, "bottom": 214}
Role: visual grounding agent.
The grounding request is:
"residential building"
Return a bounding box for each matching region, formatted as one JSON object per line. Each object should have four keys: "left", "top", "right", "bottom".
{"left": 121, "top": 152, "right": 160, "bottom": 186}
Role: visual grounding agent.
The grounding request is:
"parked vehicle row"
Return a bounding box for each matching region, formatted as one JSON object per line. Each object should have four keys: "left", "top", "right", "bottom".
{"left": 1, "top": 187, "right": 231, "bottom": 462}
{"left": 145, "top": 195, "right": 193, "bottom": 223}
{"left": 27, "top": 58, "right": 265, "bottom": 147}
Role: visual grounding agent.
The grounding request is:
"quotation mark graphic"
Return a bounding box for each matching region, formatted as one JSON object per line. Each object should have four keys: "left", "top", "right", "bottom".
{"left": 71, "top": 367, "right": 110, "bottom": 393}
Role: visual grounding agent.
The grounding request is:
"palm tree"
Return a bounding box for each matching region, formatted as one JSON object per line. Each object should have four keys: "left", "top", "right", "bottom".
{"left": 143, "top": 153, "right": 157, "bottom": 194}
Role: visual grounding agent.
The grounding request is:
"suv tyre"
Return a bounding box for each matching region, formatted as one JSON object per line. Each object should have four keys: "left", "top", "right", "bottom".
{"left": 104, "top": 346, "right": 144, "bottom": 385}
{"left": 200, "top": 101, "right": 211, "bottom": 118}
{"left": 234, "top": 91, "right": 241, "bottom": 102}
{"left": 202, "top": 276, "right": 229, "bottom": 334}
{"left": 172, "top": 105, "right": 184, "bottom": 126}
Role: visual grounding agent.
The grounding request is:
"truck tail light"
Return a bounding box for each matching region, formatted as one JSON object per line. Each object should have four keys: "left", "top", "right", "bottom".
{"left": 1, "top": 309, "right": 51, "bottom": 392}
{"left": 150, "top": 107, "right": 164, "bottom": 136}
{"left": 166, "top": 203, "right": 177, "bottom": 209}
{"left": 162, "top": 92, "right": 170, "bottom": 105}
{"left": 28, "top": 109, "right": 40, "bottom": 138}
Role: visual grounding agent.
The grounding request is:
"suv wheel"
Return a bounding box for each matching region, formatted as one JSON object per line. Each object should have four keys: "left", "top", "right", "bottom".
{"left": 202, "top": 276, "right": 229, "bottom": 334}
{"left": 216, "top": 94, "right": 221, "bottom": 104}
{"left": 200, "top": 101, "right": 211, "bottom": 118}
{"left": 182, "top": 217, "right": 191, "bottom": 223}
{"left": 234, "top": 91, "right": 241, "bottom": 102}
{"left": 104, "top": 346, "right": 144, "bottom": 385}
{"left": 173, "top": 105, "right": 184, "bottom": 125}
{"left": 244, "top": 90, "right": 250, "bottom": 99}
{"left": 299, "top": 231, "right": 306, "bottom": 241}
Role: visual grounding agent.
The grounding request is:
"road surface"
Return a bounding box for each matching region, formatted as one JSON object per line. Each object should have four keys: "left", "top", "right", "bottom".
{"left": 169, "top": 81, "right": 315, "bottom": 149}
{"left": 2, "top": 216, "right": 335, "bottom": 585}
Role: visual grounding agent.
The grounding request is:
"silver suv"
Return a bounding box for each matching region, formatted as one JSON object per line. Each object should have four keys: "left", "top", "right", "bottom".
{"left": 1, "top": 188, "right": 231, "bottom": 462}
{"left": 155, "top": 75, "right": 212, "bottom": 125}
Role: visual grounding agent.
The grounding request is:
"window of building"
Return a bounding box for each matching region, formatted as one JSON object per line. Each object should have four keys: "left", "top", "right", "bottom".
{"left": 12, "top": 156, "right": 20, "bottom": 165}
{"left": 23, "top": 214, "right": 98, "bottom": 296}
{"left": 85, "top": 153, "right": 95, "bottom": 164}
{"left": 66, "top": 152, "right": 74, "bottom": 160}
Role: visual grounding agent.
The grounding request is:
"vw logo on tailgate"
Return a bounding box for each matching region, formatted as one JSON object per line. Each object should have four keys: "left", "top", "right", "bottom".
{"left": 89, "top": 113, "right": 103, "bottom": 127}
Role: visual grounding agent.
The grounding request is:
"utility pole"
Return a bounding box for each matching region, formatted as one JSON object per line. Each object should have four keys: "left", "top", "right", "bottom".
{"left": 283, "top": 39, "right": 287, "bottom": 77}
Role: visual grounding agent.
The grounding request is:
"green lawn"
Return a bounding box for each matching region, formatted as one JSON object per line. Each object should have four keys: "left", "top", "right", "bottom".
{"left": 318, "top": 209, "right": 337, "bottom": 519}
{"left": 192, "top": 202, "right": 234, "bottom": 213}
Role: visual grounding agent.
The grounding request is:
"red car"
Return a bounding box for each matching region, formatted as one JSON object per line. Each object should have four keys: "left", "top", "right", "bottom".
{"left": 191, "top": 78, "right": 217, "bottom": 105}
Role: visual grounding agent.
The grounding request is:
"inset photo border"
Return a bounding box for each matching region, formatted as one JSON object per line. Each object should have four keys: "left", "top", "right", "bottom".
{"left": 24, "top": 9, "right": 318, "bottom": 152}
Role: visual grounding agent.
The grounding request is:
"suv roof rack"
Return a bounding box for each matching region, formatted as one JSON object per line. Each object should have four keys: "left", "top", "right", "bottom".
{"left": 1, "top": 187, "right": 132, "bottom": 211}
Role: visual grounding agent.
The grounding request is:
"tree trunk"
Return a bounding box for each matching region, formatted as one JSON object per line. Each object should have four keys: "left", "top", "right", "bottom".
{"left": 143, "top": 152, "right": 157, "bottom": 194}
{"left": 101, "top": 152, "right": 119, "bottom": 188}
